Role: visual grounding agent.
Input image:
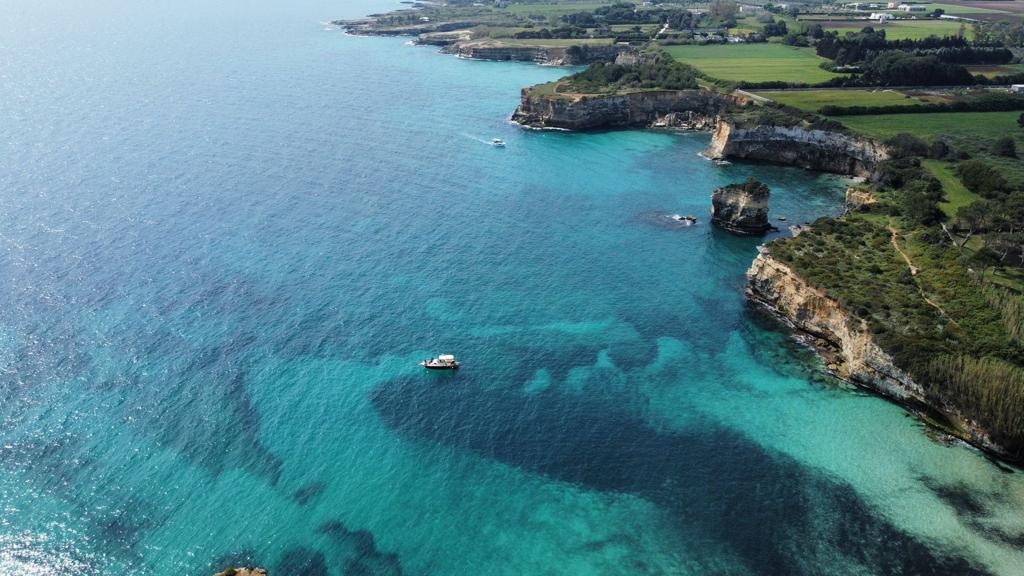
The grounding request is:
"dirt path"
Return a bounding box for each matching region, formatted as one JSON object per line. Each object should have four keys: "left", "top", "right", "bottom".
{"left": 888, "top": 226, "right": 959, "bottom": 327}
{"left": 889, "top": 226, "right": 919, "bottom": 276}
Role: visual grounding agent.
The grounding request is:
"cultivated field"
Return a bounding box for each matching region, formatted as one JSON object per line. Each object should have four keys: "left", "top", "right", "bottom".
{"left": 665, "top": 44, "right": 842, "bottom": 83}
{"left": 820, "top": 19, "right": 972, "bottom": 40}
{"left": 753, "top": 89, "right": 945, "bottom": 112}
{"left": 838, "top": 110, "right": 1021, "bottom": 140}
{"left": 504, "top": 2, "right": 616, "bottom": 17}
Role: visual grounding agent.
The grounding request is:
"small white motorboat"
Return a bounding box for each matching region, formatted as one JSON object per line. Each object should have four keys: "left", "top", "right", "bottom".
{"left": 420, "top": 354, "right": 459, "bottom": 370}
{"left": 490, "top": 138, "right": 506, "bottom": 147}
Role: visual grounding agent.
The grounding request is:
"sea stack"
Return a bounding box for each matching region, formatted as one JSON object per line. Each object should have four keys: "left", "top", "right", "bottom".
{"left": 711, "top": 177, "right": 775, "bottom": 235}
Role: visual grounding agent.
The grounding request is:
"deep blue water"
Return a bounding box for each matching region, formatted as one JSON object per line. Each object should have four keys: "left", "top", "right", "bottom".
{"left": 1, "top": 1, "right": 1024, "bottom": 574}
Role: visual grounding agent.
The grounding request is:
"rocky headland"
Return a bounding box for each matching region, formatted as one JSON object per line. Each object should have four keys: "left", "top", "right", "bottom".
{"left": 511, "top": 85, "right": 889, "bottom": 178}
{"left": 711, "top": 178, "right": 775, "bottom": 235}
{"left": 440, "top": 40, "right": 622, "bottom": 66}
{"left": 747, "top": 250, "right": 1012, "bottom": 461}
{"left": 511, "top": 88, "right": 744, "bottom": 131}
{"left": 706, "top": 120, "right": 889, "bottom": 178}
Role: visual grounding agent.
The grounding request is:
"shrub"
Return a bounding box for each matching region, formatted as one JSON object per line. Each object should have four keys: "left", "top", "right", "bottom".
{"left": 928, "top": 140, "right": 951, "bottom": 160}
{"left": 956, "top": 159, "right": 1009, "bottom": 198}
{"left": 992, "top": 136, "right": 1017, "bottom": 158}
{"left": 885, "top": 133, "right": 929, "bottom": 158}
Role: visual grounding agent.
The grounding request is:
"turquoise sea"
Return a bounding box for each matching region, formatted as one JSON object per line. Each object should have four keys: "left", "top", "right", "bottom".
{"left": 1, "top": 1, "right": 1023, "bottom": 574}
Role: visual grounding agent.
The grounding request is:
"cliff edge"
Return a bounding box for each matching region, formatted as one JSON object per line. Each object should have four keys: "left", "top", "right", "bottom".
{"left": 747, "top": 250, "right": 1009, "bottom": 459}
{"left": 511, "top": 88, "right": 742, "bottom": 131}
{"left": 707, "top": 120, "right": 889, "bottom": 178}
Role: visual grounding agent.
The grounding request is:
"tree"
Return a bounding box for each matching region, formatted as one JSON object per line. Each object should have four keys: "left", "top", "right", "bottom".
{"left": 710, "top": 0, "right": 738, "bottom": 21}
{"left": 783, "top": 33, "right": 809, "bottom": 46}
{"left": 957, "top": 160, "right": 1009, "bottom": 198}
{"left": 885, "top": 133, "right": 929, "bottom": 158}
{"left": 898, "top": 179, "right": 944, "bottom": 227}
{"left": 1018, "top": 112, "right": 1024, "bottom": 129}
{"left": 928, "top": 139, "right": 951, "bottom": 159}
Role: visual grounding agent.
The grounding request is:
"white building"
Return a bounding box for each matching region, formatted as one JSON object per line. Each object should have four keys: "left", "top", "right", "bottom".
{"left": 1011, "top": 85, "right": 1024, "bottom": 94}
{"left": 898, "top": 4, "right": 928, "bottom": 12}
{"left": 869, "top": 12, "right": 894, "bottom": 20}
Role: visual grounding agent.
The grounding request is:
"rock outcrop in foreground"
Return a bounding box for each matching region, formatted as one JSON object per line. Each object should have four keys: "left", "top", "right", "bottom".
{"left": 512, "top": 88, "right": 742, "bottom": 131}
{"left": 746, "top": 251, "right": 1009, "bottom": 459}
{"left": 706, "top": 120, "right": 889, "bottom": 177}
{"left": 711, "top": 178, "right": 775, "bottom": 235}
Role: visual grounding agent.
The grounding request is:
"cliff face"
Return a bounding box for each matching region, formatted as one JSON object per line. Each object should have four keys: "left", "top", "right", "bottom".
{"left": 844, "top": 186, "right": 877, "bottom": 213}
{"left": 707, "top": 121, "right": 889, "bottom": 177}
{"left": 512, "top": 89, "right": 742, "bottom": 131}
{"left": 440, "top": 41, "right": 620, "bottom": 65}
{"left": 711, "top": 181, "right": 774, "bottom": 235}
{"left": 746, "top": 251, "right": 1008, "bottom": 458}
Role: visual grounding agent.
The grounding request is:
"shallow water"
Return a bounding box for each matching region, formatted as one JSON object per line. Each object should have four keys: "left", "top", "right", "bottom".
{"left": 1, "top": 1, "right": 1023, "bottom": 574}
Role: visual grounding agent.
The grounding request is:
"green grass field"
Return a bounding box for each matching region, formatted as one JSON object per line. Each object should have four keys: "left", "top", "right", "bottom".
{"left": 922, "top": 159, "right": 980, "bottom": 218}
{"left": 752, "top": 89, "right": 943, "bottom": 112}
{"left": 504, "top": 2, "right": 616, "bottom": 16}
{"left": 824, "top": 19, "right": 971, "bottom": 40}
{"left": 664, "top": 44, "right": 842, "bottom": 83}
{"left": 838, "top": 111, "right": 1021, "bottom": 141}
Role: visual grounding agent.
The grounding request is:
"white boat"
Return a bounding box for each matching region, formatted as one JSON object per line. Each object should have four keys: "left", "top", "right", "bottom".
{"left": 419, "top": 354, "right": 459, "bottom": 370}
{"left": 490, "top": 138, "right": 506, "bottom": 147}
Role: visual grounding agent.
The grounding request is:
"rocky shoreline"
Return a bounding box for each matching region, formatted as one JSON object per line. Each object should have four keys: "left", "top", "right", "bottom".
{"left": 747, "top": 251, "right": 1013, "bottom": 461}
{"left": 510, "top": 87, "right": 890, "bottom": 177}
{"left": 334, "top": 19, "right": 625, "bottom": 66}
{"left": 335, "top": 11, "right": 1015, "bottom": 463}
{"left": 511, "top": 88, "right": 742, "bottom": 131}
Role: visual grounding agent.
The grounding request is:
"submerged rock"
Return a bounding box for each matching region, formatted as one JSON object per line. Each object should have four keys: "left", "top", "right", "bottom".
{"left": 214, "top": 568, "right": 267, "bottom": 576}
{"left": 710, "top": 178, "right": 775, "bottom": 235}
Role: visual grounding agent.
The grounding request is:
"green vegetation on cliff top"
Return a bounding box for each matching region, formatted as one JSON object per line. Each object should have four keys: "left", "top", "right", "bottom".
{"left": 770, "top": 219, "right": 1024, "bottom": 454}
{"left": 530, "top": 54, "right": 699, "bottom": 96}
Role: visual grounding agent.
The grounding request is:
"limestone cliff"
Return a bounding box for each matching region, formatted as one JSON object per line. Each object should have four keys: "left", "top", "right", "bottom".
{"left": 746, "top": 250, "right": 1009, "bottom": 459}
{"left": 707, "top": 121, "right": 889, "bottom": 177}
{"left": 844, "top": 186, "right": 878, "bottom": 214}
{"left": 512, "top": 89, "right": 743, "bottom": 131}
{"left": 711, "top": 179, "right": 774, "bottom": 235}
{"left": 439, "top": 40, "right": 620, "bottom": 65}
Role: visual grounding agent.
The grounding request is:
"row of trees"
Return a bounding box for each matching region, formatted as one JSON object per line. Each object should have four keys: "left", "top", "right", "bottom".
{"left": 859, "top": 52, "right": 976, "bottom": 86}
{"left": 561, "top": 3, "right": 704, "bottom": 31}
{"left": 513, "top": 25, "right": 588, "bottom": 39}
{"left": 815, "top": 28, "right": 986, "bottom": 65}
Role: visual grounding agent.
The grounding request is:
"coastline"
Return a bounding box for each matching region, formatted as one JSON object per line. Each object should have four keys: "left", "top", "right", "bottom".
{"left": 332, "top": 11, "right": 1019, "bottom": 465}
